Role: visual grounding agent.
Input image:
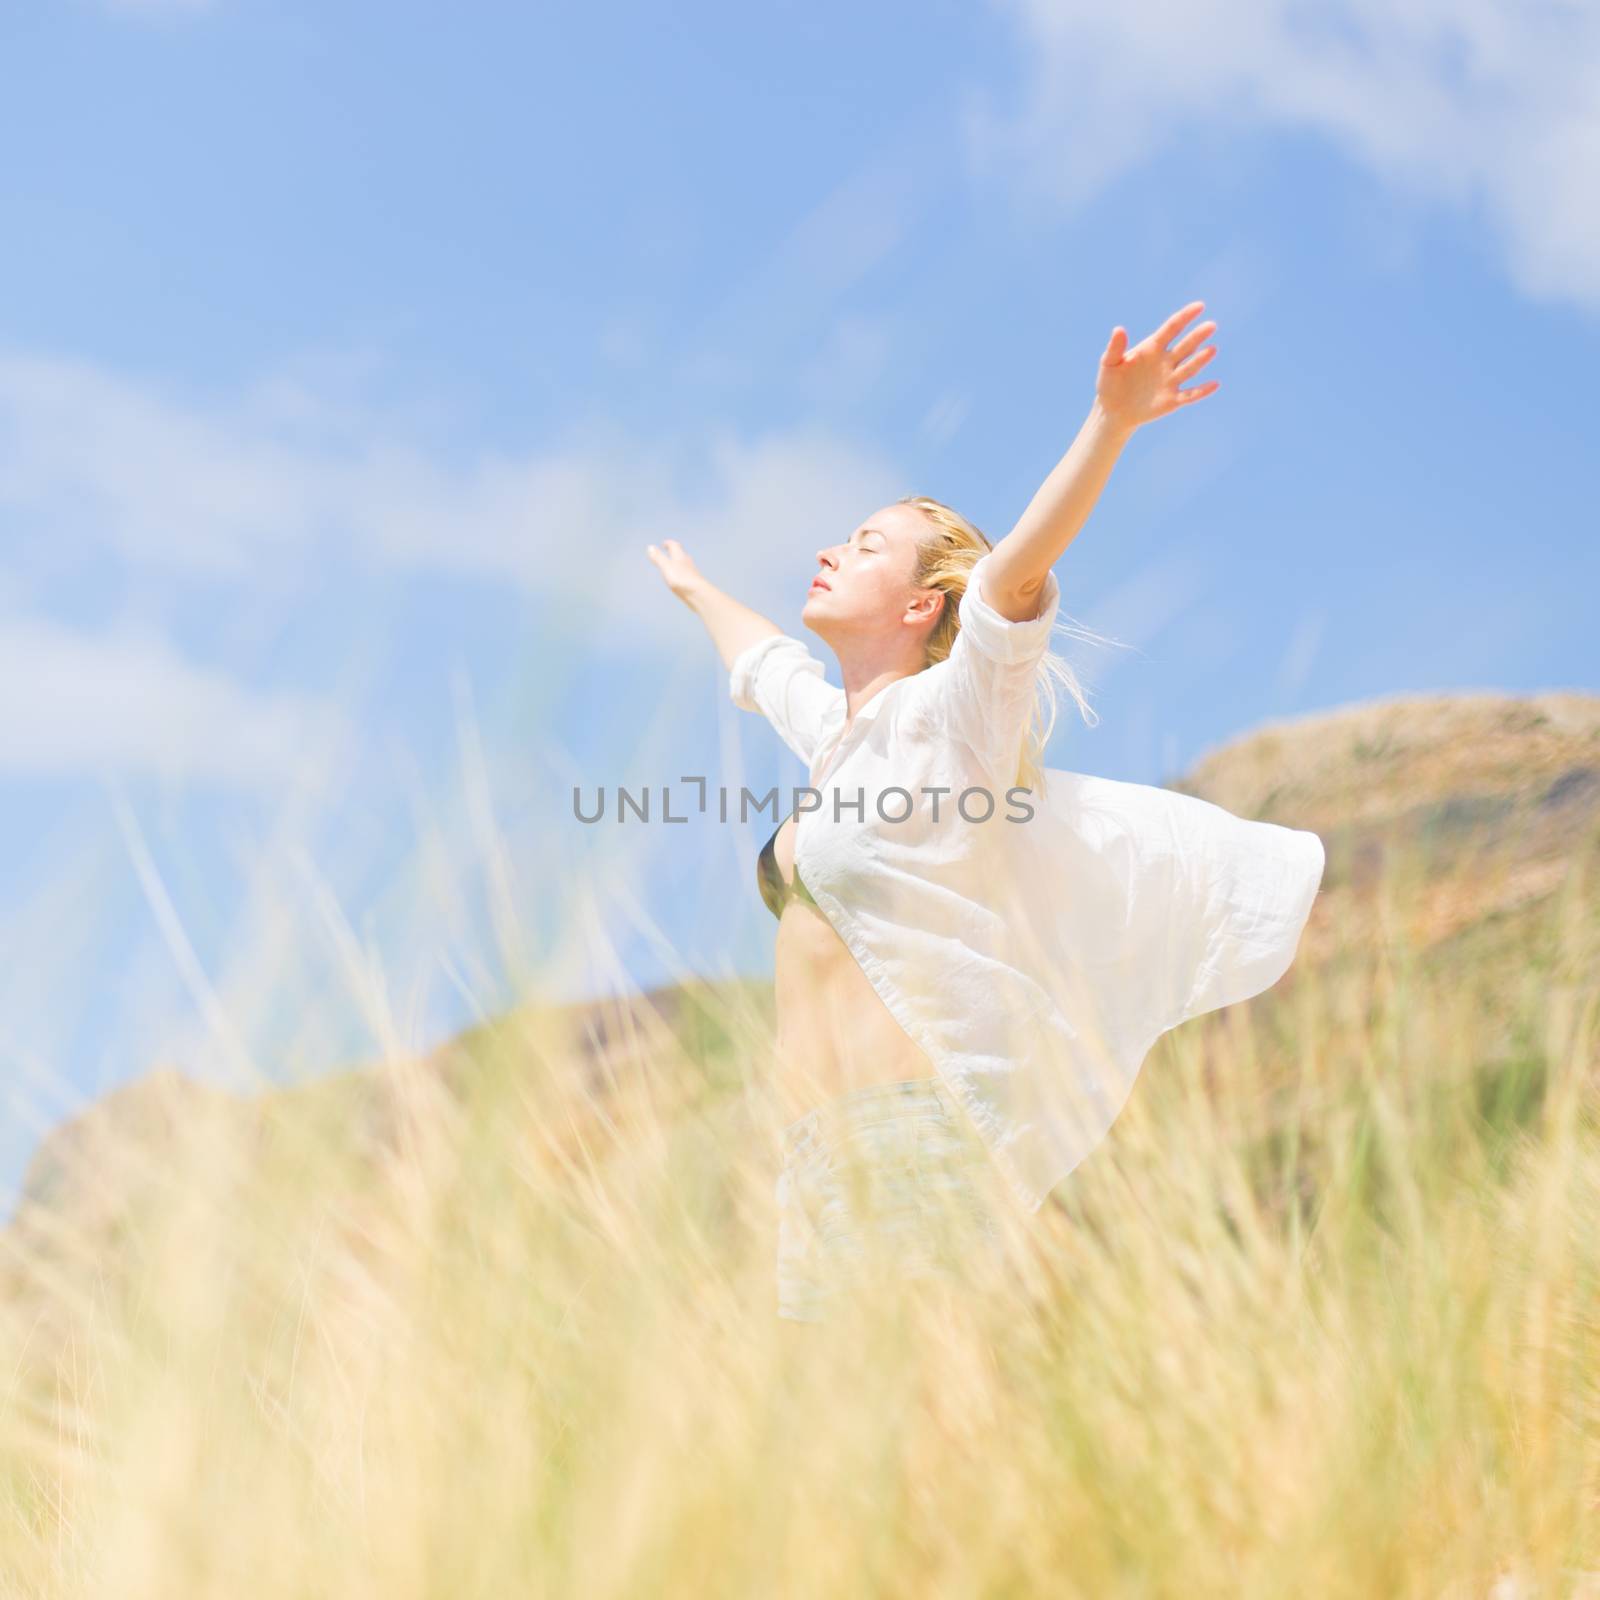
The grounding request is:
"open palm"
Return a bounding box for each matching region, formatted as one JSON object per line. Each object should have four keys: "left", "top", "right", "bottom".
{"left": 1096, "top": 300, "right": 1219, "bottom": 432}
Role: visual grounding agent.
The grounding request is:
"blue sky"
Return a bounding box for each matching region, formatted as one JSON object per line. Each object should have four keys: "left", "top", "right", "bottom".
{"left": 2, "top": 0, "right": 1596, "bottom": 1211}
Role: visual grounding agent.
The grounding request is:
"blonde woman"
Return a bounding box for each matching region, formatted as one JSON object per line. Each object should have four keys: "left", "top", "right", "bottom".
{"left": 647, "top": 301, "right": 1325, "bottom": 1324}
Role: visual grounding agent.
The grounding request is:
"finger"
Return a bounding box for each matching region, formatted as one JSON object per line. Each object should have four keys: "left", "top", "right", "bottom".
{"left": 1172, "top": 344, "right": 1216, "bottom": 383}
{"left": 1154, "top": 299, "right": 1206, "bottom": 349}
{"left": 1169, "top": 319, "right": 1216, "bottom": 364}
{"left": 1176, "top": 379, "right": 1220, "bottom": 405}
{"left": 1103, "top": 326, "right": 1127, "bottom": 364}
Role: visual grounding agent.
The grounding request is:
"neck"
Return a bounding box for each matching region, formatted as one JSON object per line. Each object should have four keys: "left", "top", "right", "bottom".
{"left": 837, "top": 650, "right": 922, "bottom": 724}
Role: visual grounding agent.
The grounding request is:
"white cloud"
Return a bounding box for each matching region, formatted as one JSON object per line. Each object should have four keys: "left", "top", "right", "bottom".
{"left": 1081, "top": 540, "right": 1213, "bottom": 677}
{"left": 919, "top": 390, "right": 972, "bottom": 447}
{"left": 794, "top": 313, "right": 898, "bottom": 413}
{"left": 969, "top": 0, "right": 1600, "bottom": 312}
{"left": 0, "top": 351, "right": 324, "bottom": 579}
{"left": 0, "top": 612, "right": 349, "bottom": 787}
{"left": 0, "top": 346, "right": 909, "bottom": 642}
{"left": 1274, "top": 608, "right": 1328, "bottom": 701}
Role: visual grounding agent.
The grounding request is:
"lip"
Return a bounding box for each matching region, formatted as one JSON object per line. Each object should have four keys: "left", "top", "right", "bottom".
{"left": 809, "top": 577, "right": 830, "bottom": 593}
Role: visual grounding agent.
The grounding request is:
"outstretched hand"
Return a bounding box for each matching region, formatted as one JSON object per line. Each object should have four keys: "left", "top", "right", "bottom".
{"left": 1096, "top": 300, "right": 1219, "bottom": 433}
{"left": 646, "top": 537, "right": 704, "bottom": 604}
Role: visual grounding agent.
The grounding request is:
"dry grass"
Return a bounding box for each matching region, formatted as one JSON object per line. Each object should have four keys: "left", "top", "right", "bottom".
{"left": 1, "top": 699, "right": 1597, "bottom": 1599}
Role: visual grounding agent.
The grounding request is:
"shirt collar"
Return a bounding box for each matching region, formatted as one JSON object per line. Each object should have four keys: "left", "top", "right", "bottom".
{"left": 812, "top": 672, "right": 915, "bottom": 776}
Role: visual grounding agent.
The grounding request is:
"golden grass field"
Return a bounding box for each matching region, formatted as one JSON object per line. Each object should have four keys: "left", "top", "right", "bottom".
{"left": 2, "top": 691, "right": 1596, "bottom": 1598}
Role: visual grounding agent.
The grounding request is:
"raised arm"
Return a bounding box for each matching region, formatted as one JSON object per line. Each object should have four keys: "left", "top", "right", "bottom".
{"left": 646, "top": 536, "right": 845, "bottom": 767}
{"left": 982, "top": 300, "right": 1220, "bottom": 620}
{"left": 646, "top": 537, "right": 781, "bottom": 670}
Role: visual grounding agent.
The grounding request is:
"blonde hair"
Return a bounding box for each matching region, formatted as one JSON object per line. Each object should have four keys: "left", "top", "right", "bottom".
{"left": 899, "top": 493, "right": 1125, "bottom": 798}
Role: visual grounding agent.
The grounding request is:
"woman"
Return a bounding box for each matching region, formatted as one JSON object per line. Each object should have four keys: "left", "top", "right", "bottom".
{"left": 646, "top": 302, "right": 1325, "bottom": 1324}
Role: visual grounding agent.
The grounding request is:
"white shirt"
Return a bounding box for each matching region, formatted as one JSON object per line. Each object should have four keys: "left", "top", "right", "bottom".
{"left": 729, "top": 549, "right": 1326, "bottom": 1214}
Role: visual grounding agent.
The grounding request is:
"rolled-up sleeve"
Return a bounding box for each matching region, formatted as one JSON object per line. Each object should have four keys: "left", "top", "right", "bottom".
{"left": 936, "top": 551, "right": 1061, "bottom": 780}
{"left": 728, "top": 632, "right": 845, "bottom": 767}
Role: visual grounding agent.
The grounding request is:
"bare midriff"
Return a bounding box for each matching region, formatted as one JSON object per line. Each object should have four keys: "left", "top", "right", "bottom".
{"left": 766, "top": 810, "right": 936, "bottom": 1126}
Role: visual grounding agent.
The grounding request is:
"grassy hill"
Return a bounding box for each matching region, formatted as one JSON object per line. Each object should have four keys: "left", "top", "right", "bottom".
{"left": 2, "top": 688, "right": 1595, "bottom": 1597}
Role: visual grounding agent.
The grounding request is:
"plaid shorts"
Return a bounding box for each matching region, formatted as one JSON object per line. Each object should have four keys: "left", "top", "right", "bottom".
{"left": 774, "top": 1074, "right": 1008, "bottom": 1324}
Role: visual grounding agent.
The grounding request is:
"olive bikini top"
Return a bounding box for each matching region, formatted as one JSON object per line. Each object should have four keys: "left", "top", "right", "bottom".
{"left": 756, "top": 806, "right": 819, "bottom": 920}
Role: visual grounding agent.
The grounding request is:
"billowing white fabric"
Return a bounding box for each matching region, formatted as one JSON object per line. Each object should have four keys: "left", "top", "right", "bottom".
{"left": 729, "top": 549, "right": 1326, "bottom": 1214}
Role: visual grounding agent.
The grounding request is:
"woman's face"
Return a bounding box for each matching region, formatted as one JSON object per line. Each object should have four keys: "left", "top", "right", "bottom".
{"left": 802, "top": 503, "right": 942, "bottom": 648}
